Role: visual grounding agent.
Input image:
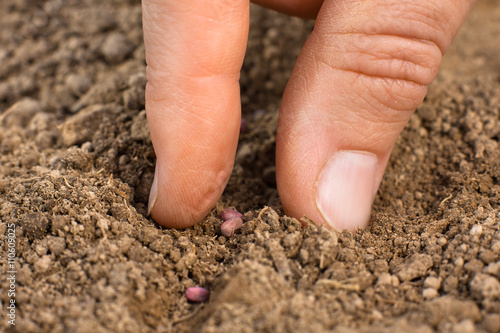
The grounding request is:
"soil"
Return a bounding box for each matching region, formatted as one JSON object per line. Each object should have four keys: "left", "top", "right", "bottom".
{"left": 1, "top": 0, "right": 500, "bottom": 332}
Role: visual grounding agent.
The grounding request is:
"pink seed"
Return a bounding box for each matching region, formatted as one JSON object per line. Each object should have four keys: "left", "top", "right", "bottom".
{"left": 220, "top": 208, "right": 243, "bottom": 221}
{"left": 186, "top": 287, "right": 209, "bottom": 302}
{"left": 221, "top": 217, "right": 244, "bottom": 237}
{"left": 240, "top": 118, "right": 249, "bottom": 133}
{"left": 252, "top": 108, "right": 268, "bottom": 120}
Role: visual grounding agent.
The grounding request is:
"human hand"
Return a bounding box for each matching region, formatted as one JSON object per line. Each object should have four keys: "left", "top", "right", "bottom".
{"left": 142, "top": 0, "right": 476, "bottom": 230}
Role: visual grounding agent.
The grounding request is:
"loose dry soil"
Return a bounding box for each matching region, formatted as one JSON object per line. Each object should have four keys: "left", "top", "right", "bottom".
{"left": 1, "top": 0, "right": 500, "bottom": 332}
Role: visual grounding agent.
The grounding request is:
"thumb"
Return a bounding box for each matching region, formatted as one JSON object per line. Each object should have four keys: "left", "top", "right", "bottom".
{"left": 276, "top": 0, "right": 476, "bottom": 231}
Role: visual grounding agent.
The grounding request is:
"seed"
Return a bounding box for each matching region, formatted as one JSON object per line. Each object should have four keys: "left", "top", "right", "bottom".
{"left": 220, "top": 208, "right": 244, "bottom": 237}
{"left": 240, "top": 118, "right": 249, "bottom": 133}
{"left": 220, "top": 208, "right": 243, "bottom": 221}
{"left": 185, "top": 287, "right": 209, "bottom": 302}
{"left": 252, "top": 108, "right": 268, "bottom": 121}
{"left": 221, "top": 217, "right": 244, "bottom": 237}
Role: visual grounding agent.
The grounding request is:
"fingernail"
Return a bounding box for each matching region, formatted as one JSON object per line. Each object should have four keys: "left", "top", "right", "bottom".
{"left": 148, "top": 161, "right": 159, "bottom": 216}
{"left": 315, "top": 151, "right": 378, "bottom": 231}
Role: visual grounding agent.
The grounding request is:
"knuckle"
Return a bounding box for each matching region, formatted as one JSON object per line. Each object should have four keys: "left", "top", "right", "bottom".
{"left": 312, "top": 28, "right": 437, "bottom": 118}
{"left": 310, "top": 2, "right": 454, "bottom": 120}
{"left": 348, "top": 34, "right": 442, "bottom": 86}
{"left": 313, "top": 0, "right": 461, "bottom": 87}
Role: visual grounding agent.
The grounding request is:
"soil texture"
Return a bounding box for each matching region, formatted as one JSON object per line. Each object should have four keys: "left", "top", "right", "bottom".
{"left": 1, "top": 0, "right": 500, "bottom": 332}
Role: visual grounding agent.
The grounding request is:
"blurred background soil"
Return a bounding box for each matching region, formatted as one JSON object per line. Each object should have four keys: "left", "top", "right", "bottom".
{"left": 1, "top": 0, "right": 500, "bottom": 332}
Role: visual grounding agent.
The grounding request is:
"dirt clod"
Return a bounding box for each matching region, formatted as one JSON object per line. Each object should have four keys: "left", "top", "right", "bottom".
{"left": 392, "top": 253, "right": 433, "bottom": 282}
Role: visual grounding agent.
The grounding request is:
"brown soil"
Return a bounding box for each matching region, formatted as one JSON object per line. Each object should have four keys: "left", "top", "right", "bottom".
{"left": 1, "top": 1, "right": 500, "bottom": 332}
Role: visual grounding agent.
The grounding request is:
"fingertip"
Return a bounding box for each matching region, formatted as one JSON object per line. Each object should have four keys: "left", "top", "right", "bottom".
{"left": 151, "top": 166, "right": 233, "bottom": 229}
{"left": 149, "top": 160, "right": 234, "bottom": 229}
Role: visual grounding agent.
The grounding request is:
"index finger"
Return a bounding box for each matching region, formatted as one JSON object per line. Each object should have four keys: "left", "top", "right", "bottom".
{"left": 143, "top": 0, "right": 249, "bottom": 228}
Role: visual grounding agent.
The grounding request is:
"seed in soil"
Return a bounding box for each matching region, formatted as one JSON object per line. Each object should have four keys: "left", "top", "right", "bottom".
{"left": 221, "top": 217, "right": 244, "bottom": 238}
{"left": 252, "top": 108, "right": 268, "bottom": 120}
{"left": 220, "top": 208, "right": 243, "bottom": 221}
{"left": 240, "top": 118, "right": 249, "bottom": 133}
{"left": 185, "top": 287, "right": 210, "bottom": 302}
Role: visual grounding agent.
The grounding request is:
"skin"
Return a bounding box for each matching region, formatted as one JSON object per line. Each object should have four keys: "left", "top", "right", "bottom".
{"left": 143, "top": 0, "right": 476, "bottom": 230}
